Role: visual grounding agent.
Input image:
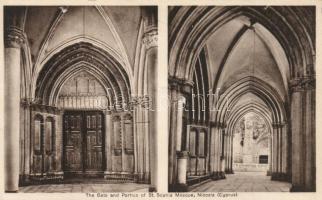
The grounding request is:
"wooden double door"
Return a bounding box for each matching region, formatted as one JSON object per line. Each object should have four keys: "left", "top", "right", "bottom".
{"left": 63, "top": 111, "right": 105, "bottom": 177}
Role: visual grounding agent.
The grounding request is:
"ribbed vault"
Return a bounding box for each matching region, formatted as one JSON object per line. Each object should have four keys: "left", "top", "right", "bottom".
{"left": 169, "top": 6, "right": 315, "bottom": 82}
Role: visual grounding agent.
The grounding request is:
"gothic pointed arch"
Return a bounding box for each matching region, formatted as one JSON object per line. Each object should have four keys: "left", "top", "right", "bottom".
{"left": 35, "top": 42, "right": 131, "bottom": 108}
{"left": 169, "top": 6, "right": 315, "bottom": 82}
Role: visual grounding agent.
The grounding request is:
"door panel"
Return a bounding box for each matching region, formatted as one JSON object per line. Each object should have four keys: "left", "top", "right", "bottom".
{"left": 85, "top": 112, "right": 104, "bottom": 171}
{"left": 63, "top": 111, "right": 104, "bottom": 174}
{"left": 187, "top": 126, "right": 209, "bottom": 177}
{"left": 64, "top": 113, "right": 83, "bottom": 172}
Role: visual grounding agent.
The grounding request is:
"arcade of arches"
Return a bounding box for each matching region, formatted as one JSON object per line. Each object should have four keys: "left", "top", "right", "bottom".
{"left": 4, "top": 6, "right": 158, "bottom": 192}
{"left": 168, "top": 6, "right": 315, "bottom": 192}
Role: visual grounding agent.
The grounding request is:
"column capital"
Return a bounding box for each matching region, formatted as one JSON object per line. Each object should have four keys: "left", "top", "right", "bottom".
{"left": 209, "top": 121, "right": 217, "bottom": 127}
{"left": 177, "top": 151, "right": 189, "bottom": 159}
{"left": 142, "top": 28, "right": 157, "bottom": 50}
{"left": 272, "top": 122, "right": 285, "bottom": 129}
{"left": 103, "top": 110, "right": 112, "bottom": 115}
{"left": 168, "top": 76, "right": 194, "bottom": 95}
{"left": 20, "top": 98, "right": 31, "bottom": 109}
{"left": 20, "top": 97, "right": 42, "bottom": 109}
{"left": 209, "top": 121, "right": 226, "bottom": 128}
{"left": 5, "top": 26, "right": 26, "bottom": 48}
{"left": 290, "top": 76, "right": 315, "bottom": 92}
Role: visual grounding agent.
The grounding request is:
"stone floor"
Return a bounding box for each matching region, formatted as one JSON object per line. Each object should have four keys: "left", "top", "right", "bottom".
{"left": 19, "top": 182, "right": 149, "bottom": 193}
{"left": 190, "top": 172, "right": 292, "bottom": 192}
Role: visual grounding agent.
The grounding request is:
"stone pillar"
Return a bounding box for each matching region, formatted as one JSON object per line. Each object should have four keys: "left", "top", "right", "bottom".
{"left": 226, "top": 134, "right": 233, "bottom": 174}
{"left": 212, "top": 126, "right": 220, "bottom": 180}
{"left": 229, "top": 134, "right": 234, "bottom": 173}
{"left": 104, "top": 111, "right": 112, "bottom": 176}
{"left": 271, "top": 123, "right": 279, "bottom": 180}
{"left": 168, "top": 87, "right": 180, "bottom": 188}
{"left": 20, "top": 100, "right": 31, "bottom": 185}
{"left": 134, "top": 104, "right": 147, "bottom": 182}
{"left": 277, "top": 123, "right": 283, "bottom": 179}
{"left": 143, "top": 27, "right": 158, "bottom": 191}
{"left": 224, "top": 133, "right": 229, "bottom": 172}
{"left": 175, "top": 151, "right": 189, "bottom": 192}
{"left": 290, "top": 76, "right": 315, "bottom": 192}
{"left": 168, "top": 78, "right": 192, "bottom": 191}
{"left": 267, "top": 134, "right": 272, "bottom": 176}
{"left": 54, "top": 111, "right": 64, "bottom": 178}
{"left": 219, "top": 128, "right": 226, "bottom": 179}
{"left": 304, "top": 85, "right": 315, "bottom": 191}
{"left": 4, "top": 27, "right": 25, "bottom": 192}
{"left": 209, "top": 122, "right": 216, "bottom": 176}
{"left": 281, "top": 123, "right": 288, "bottom": 178}
{"left": 176, "top": 97, "right": 186, "bottom": 151}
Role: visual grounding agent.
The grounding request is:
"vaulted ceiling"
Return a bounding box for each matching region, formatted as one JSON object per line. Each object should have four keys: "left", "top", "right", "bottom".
{"left": 23, "top": 6, "right": 142, "bottom": 71}
{"left": 204, "top": 16, "right": 288, "bottom": 102}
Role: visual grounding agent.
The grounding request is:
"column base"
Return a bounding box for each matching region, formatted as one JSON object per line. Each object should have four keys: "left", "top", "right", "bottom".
{"left": 149, "top": 186, "right": 157, "bottom": 192}
{"left": 219, "top": 171, "right": 226, "bottom": 179}
{"left": 266, "top": 170, "right": 271, "bottom": 176}
{"left": 290, "top": 185, "right": 316, "bottom": 192}
{"left": 104, "top": 171, "right": 148, "bottom": 183}
{"left": 225, "top": 169, "right": 234, "bottom": 174}
{"left": 20, "top": 172, "right": 64, "bottom": 186}
{"left": 136, "top": 172, "right": 150, "bottom": 184}
{"left": 271, "top": 172, "right": 289, "bottom": 181}
{"left": 5, "top": 190, "right": 18, "bottom": 193}
{"left": 211, "top": 171, "right": 226, "bottom": 180}
{"left": 169, "top": 184, "right": 188, "bottom": 192}
{"left": 19, "top": 174, "right": 30, "bottom": 186}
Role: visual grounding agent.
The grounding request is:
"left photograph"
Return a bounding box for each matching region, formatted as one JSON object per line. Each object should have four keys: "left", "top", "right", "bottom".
{"left": 4, "top": 6, "right": 158, "bottom": 193}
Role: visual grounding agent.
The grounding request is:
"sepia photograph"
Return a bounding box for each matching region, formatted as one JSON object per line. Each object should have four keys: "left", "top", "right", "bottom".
{"left": 3, "top": 5, "right": 158, "bottom": 193}
{"left": 168, "top": 6, "right": 316, "bottom": 193}
{"left": 1, "top": 1, "right": 320, "bottom": 199}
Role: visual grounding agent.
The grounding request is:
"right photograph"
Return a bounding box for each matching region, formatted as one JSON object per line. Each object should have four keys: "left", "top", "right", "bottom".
{"left": 168, "top": 6, "right": 315, "bottom": 192}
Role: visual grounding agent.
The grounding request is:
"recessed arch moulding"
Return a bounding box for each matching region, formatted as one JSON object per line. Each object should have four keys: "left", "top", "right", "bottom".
{"left": 35, "top": 42, "right": 131, "bottom": 110}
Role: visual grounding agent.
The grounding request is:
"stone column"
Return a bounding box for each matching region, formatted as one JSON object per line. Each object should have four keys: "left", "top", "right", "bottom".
{"left": 20, "top": 100, "right": 31, "bottom": 185}
{"left": 271, "top": 123, "right": 279, "bottom": 180}
{"left": 281, "top": 123, "right": 288, "bottom": 178}
{"left": 143, "top": 27, "right": 158, "bottom": 191}
{"left": 267, "top": 134, "right": 272, "bottom": 176}
{"left": 220, "top": 128, "right": 226, "bottom": 179}
{"left": 276, "top": 123, "right": 283, "bottom": 179}
{"left": 168, "top": 87, "right": 178, "bottom": 187}
{"left": 54, "top": 111, "right": 64, "bottom": 179}
{"left": 212, "top": 126, "right": 220, "bottom": 180}
{"left": 229, "top": 134, "right": 234, "bottom": 173}
{"left": 176, "top": 97, "right": 186, "bottom": 151}
{"left": 168, "top": 79, "right": 192, "bottom": 191}
{"left": 4, "top": 27, "right": 25, "bottom": 192}
{"left": 304, "top": 84, "right": 315, "bottom": 191}
{"left": 227, "top": 134, "right": 233, "bottom": 174}
{"left": 224, "top": 133, "right": 229, "bottom": 172}
{"left": 290, "top": 76, "right": 315, "bottom": 192}
{"left": 176, "top": 151, "right": 189, "bottom": 192}
{"left": 209, "top": 122, "right": 216, "bottom": 177}
{"left": 134, "top": 104, "right": 146, "bottom": 182}
{"left": 104, "top": 111, "right": 112, "bottom": 176}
